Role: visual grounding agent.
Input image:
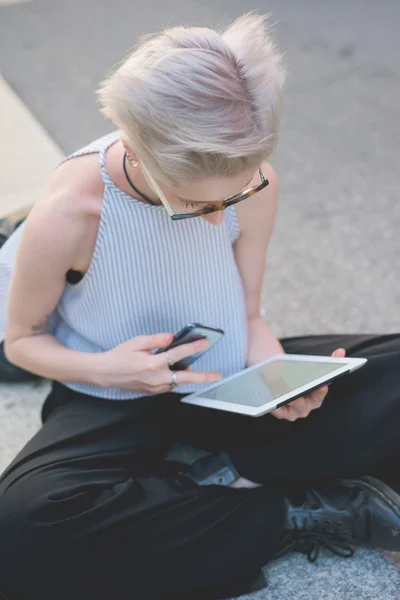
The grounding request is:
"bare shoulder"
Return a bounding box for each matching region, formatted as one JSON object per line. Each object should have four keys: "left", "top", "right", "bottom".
{"left": 24, "top": 153, "right": 105, "bottom": 273}
{"left": 44, "top": 152, "right": 105, "bottom": 217}
{"left": 235, "top": 162, "right": 279, "bottom": 237}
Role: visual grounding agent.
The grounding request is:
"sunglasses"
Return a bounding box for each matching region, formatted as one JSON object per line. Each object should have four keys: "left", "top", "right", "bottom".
{"left": 141, "top": 164, "right": 269, "bottom": 220}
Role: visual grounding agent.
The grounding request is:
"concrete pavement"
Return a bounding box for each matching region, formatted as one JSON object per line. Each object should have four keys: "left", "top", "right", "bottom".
{"left": 0, "top": 77, "right": 63, "bottom": 217}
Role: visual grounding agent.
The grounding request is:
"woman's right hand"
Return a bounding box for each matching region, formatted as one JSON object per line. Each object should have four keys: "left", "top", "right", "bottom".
{"left": 94, "top": 332, "right": 222, "bottom": 393}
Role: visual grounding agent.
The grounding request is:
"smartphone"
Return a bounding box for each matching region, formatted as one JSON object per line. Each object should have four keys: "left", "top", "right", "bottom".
{"left": 154, "top": 323, "right": 224, "bottom": 370}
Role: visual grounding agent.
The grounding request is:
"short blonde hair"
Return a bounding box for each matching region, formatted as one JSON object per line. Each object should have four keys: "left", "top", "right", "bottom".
{"left": 97, "top": 12, "right": 287, "bottom": 186}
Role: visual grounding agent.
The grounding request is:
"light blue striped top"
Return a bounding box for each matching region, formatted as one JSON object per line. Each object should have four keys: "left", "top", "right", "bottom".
{"left": 1, "top": 131, "right": 249, "bottom": 400}
{"left": 57, "top": 131, "right": 248, "bottom": 399}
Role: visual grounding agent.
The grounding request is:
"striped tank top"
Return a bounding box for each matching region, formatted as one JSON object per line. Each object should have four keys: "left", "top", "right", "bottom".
{"left": 0, "top": 131, "right": 248, "bottom": 400}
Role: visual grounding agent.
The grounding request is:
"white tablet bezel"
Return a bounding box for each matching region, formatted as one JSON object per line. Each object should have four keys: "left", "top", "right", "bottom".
{"left": 180, "top": 354, "right": 367, "bottom": 417}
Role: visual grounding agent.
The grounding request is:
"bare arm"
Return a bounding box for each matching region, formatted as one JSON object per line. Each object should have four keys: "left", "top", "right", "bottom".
{"left": 234, "top": 165, "right": 347, "bottom": 424}
{"left": 234, "top": 163, "right": 285, "bottom": 366}
{"left": 4, "top": 159, "right": 103, "bottom": 384}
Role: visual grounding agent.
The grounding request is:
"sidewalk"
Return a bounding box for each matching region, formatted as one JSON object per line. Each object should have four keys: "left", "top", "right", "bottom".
{"left": 0, "top": 76, "right": 63, "bottom": 217}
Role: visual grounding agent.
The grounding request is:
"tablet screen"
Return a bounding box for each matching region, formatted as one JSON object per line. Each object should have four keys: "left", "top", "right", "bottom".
{"left": 196, "top": 359, "right": 349, "bottom": 408}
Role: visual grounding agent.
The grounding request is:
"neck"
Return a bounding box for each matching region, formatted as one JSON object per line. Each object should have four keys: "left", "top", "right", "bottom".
{"left": 119, "top": 144, "right": 162, "bottom": 205}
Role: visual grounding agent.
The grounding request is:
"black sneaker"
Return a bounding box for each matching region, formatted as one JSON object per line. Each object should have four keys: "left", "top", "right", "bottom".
{"left": 278, "top": 476, "right": 400, "bottom": 563}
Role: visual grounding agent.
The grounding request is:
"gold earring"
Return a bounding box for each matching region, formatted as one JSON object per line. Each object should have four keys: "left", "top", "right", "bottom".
{"left": 127, "top": 155, "right": 138, "bottom": 168}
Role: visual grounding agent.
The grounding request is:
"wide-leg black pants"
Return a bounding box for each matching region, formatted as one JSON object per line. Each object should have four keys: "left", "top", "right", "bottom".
{"left": 0, "top": 333, "right": 399, "bottom": 600}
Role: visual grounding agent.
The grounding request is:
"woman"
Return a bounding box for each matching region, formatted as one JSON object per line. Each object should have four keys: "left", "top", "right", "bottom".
{"left": 0, "top": 13, "right": 399, "bottom": 600}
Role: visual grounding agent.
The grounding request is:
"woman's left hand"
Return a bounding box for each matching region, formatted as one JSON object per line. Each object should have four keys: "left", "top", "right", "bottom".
{"left": 271, "top": 347, "right": 346, "bottom": 422}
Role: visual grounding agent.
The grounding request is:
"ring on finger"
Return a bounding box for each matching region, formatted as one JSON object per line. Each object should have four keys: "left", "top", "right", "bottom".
{"left": 170, "top": 371, "right": 178, "bottom": 388}
{"left": 165, "top": 350, "right": 174, "bottom": 368}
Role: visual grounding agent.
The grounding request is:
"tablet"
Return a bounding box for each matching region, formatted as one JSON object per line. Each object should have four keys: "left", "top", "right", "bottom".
{"left": 181, "top": 354, "right": 367, "bottom": 417}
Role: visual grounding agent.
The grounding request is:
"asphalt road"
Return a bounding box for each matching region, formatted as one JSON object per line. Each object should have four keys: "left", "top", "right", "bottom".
{"left": 1, "top": 0, "right": 399, "bottom": 336}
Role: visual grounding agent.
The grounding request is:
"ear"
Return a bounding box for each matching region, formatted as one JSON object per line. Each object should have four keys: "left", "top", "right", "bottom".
{"left": 121, "top": 138, "right": 139, "bottom": 163}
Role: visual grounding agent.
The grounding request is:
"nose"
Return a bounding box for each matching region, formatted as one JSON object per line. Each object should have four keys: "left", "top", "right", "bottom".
{"left": 202, "top": 210, "right": 224, "bottom": 226}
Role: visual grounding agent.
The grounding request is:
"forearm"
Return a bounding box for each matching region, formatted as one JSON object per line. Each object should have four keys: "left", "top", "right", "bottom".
{"left": 4, "top": 334, "right": 102, "bottom": 385}
{"left": 246, "top": 316, "right": 285, "bottom": 367}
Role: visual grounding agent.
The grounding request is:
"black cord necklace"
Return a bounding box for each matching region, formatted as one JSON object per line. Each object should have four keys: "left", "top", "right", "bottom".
{"left": 123, "top": 152, "right": 158, "bottom": 206}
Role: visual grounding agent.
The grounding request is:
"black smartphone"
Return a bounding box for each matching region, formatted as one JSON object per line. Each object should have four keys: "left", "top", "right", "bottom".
{"left": 154, "top": 323, "right": 224, "bottom": 370}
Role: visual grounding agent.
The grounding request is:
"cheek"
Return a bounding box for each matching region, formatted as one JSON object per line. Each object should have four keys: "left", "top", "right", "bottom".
{"left": 170, "top": 197, "right": 185, "bottom": 210}
{"left": 165, "top": 197, "right": 181, "bottom": 210}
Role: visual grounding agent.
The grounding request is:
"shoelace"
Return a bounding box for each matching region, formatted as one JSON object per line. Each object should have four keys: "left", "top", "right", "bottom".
{"left": 277, "top": 530, "right": 356, "bottom": 563}
{"left": 278, "top": 487, "right": 360, "bottom": 563}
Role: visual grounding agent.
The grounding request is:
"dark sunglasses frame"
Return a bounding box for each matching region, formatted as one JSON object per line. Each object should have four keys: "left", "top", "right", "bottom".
{"left": 170, "top": 165, "right": 269, "bottom": 220}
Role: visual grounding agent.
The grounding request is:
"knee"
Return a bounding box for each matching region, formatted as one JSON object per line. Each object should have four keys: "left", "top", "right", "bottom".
{"left": 0, "top": 492, "right": 45, "bottom": 600}
{"left": 0, "top": 472, "right": 77, "bottom": 600}
{"left": 0, "top": 472, "right": 57, "bottom": 568}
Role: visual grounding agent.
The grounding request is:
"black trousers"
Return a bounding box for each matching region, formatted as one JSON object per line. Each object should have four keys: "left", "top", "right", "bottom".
{"left": 0, "top": 333, "right": 399, "bottom": 600}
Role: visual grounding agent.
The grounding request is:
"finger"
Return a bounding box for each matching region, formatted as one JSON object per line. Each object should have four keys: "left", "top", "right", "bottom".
{"left": 271, "top": 405, "right": 290, "bottom": 420}
{"left": 135, "top": 333, "right": 174, "bottom": 350}
{"left": 282, "top": 407, "right": 303, "bottom": 422}
{"left": 309, "top": 385, "right": 329, "bottom": 402}
{"left": 305, "top": 391, "right": 326, "bottom": 410}
{"left": 306, "top": 386, "right": 328, "bottom": 410}
{"left": 164, "top": 368, "right": 222, "bottom": 387}
{"left": 332, "top": 347, "right": 346, "bottom": 358}
{"left": 148, "top": 382, "right": 178, "bottom": 395}
{"left": 311, "top": 395, "right": 325, "bottom": 409}
{"left": 286, "top": 397, "right": 311, "bottom": 419}
{"left": 157, "top": 338, "right": 209, "bottom": 367}
{"left": 272, "top": 403, "right": 308, "bottom": 422}
{"left": 288, "top": 396, "right": 308, "bottom": 410}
